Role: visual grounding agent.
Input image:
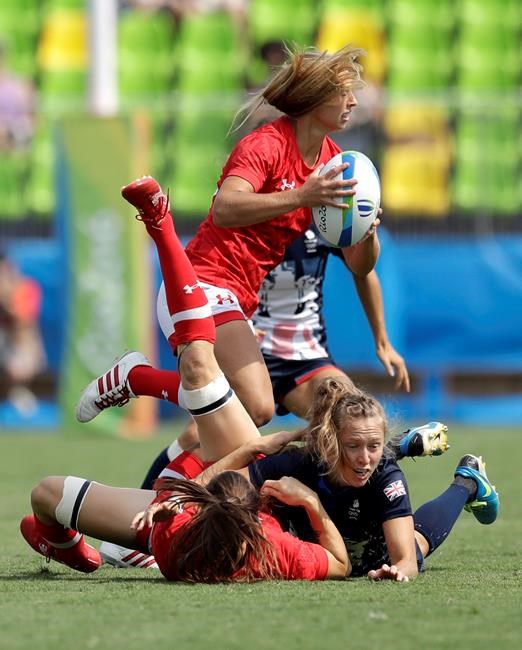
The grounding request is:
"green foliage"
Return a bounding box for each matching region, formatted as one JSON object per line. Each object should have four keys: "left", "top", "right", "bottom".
{"left": 1, "top": 426, "right": 520, "bottom": 650}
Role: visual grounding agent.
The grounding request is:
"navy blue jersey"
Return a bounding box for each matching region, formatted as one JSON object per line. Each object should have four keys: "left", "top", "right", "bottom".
{"left": 253, "top": 229, "right": 343, "bottom": 360}
{"left": 249, "top": 448, "right": 413, "bottom": 576}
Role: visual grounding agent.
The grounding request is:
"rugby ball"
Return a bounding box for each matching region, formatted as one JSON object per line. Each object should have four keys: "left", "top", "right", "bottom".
{"left": 312, "top": 151, "right": 380, "bottom": 247}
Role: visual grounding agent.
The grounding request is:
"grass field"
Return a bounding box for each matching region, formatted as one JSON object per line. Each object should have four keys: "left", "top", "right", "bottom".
{"left": 1, "top": 425, "right": 520, "bottom": 650}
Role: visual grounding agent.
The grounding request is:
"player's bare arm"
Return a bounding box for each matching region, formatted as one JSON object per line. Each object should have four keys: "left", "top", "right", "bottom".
{"left": 341, "top": 218, "right": 381, "bottom": 277}
{"left": 351, "top": 270, "right": 410, "bottom": 392}
{"left": 260, "top": 477, "right": 350, "bottom": 578}
{"left": 373, "top": 515, "right": 419, "bottom": 581}
{"left": 195, "top": 429, "right": 303, "bottom": 486}
{"left": 213, "top": 165, "right": 357, "bottom": 227}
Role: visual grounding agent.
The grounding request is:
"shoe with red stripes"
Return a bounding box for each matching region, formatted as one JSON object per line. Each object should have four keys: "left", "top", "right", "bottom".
{"left": 99, "top": 541, "right": 159, "bottom": 569}
{"left": 20, "top": 514, "right": 101, "bottom": 573}
{"left": 121, "top": 176, "right": 170, "bottom": 229}
{"left": 75, "top": 351, "right": 151, "bottom": 423}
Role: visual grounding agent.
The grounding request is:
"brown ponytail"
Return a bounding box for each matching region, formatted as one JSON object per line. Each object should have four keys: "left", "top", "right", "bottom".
{"left": 154, "top": 472, "right": 282, "bottom": 583}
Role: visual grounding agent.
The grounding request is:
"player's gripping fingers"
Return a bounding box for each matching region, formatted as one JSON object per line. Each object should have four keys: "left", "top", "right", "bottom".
{"left": 323, "top": 162, "right": 349, "bottom": 180}
{"left": 131, "top": 509, "right": 148, "bottom": 531}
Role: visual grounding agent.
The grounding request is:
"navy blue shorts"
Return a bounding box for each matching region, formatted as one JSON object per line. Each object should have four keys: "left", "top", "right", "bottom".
{"left": 263, "top": 353, "right": 341, "bottom": 416}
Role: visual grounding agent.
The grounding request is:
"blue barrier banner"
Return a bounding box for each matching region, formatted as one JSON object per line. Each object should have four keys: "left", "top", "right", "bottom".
{"left": 324, "top": 231, "right": 522, "bottom": 372}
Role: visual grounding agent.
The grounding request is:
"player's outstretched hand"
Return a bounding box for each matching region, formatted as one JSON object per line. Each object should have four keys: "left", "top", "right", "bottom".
{"left": 376, "top": 341, "right": 410, "bottom": 392}
{"left": 367, "top": 563, "right": 410, "bottom": 582}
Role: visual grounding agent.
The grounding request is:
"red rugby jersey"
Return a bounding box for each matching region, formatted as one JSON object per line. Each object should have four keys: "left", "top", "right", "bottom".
{"left": 151, "top": 508, "right": 328, "bottom": 582}
{"left": 185, "top": 116, "right": 340, "bottom": 317}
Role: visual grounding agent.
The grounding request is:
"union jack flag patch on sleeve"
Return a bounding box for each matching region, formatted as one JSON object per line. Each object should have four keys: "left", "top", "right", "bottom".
{"left": 383, "top": 480, "right": 406, "bottom": 501}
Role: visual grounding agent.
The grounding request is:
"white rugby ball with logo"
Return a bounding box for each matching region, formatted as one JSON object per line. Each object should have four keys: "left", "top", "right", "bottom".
{"left": 312, "top": 150, "right": 380, "bottom": 247}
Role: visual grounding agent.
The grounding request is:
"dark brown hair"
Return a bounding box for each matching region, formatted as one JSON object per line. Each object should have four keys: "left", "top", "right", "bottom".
{"left": 153, "top": 471, "right": 282, "bottom": 583}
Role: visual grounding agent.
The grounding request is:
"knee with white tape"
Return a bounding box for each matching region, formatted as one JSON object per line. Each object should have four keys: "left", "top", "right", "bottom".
{"left": 180, "top": 373, "right": 234, "bottom": 417}
{"left": 55, "top": 476, "right": 93, "bottom": 530}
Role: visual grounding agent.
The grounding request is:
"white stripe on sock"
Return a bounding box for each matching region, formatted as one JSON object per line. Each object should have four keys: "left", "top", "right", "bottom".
{"left": 171, "top": 304, "right": 212, "bottom": 327}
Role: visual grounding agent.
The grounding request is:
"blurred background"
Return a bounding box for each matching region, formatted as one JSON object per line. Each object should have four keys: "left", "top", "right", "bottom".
{"left": 0, "top": 0, "right": 520, "bottom": 434}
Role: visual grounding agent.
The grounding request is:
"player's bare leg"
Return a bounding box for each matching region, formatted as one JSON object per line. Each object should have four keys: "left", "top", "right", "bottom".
{"left": 214, "top": 319, "right": 275, "bottom": 427}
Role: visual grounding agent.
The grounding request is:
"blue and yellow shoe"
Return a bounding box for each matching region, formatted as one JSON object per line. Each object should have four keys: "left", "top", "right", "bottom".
{"left": 455, "top": 454, "right": 499, "bottom": 525}
{"left": 399, "top": 422, "right": 450, "bottom": 458}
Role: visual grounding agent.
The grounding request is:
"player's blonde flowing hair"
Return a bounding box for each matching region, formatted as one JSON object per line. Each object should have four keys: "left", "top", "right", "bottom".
{"left": 303, "top": 379, "right": 387, "bottom": 485}
{"left": 232, "top": 43, "right": 366, "bottom": 132}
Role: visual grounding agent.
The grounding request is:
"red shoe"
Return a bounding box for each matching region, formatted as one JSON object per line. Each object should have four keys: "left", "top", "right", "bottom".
{"left": 121, "top": 175, "right": 170, "bottom": 229}
{"left": 20, "top": 515, "right": 101, "bottom": 574}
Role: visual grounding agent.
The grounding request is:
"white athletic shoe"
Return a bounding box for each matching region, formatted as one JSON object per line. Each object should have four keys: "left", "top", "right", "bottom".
{"left": 99, "top": 541, "right": 159, "bottom": 569}
{"left": 75, "top": 351, "right": 151, "bottom": 423}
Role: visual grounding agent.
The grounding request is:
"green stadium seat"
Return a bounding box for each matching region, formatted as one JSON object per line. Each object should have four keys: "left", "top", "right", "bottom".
{"left": 27, "top": 119, "right": 55, "bottom": 218}
{"left": 386, "top": 47, "right": 453, "bottom": 95}
{"left": 460, "top": 0, "right": 521, "bottom": 33}
{"left": 118, "top": 9, "right": 176, "bottom": 52}
{"left": 118, "top": 10, "right": 177, "bottom": 106}
{"left": 452, "top": 108, "right": 521, "bottom": 216}
{"left": 249, "top": 0, "right": 318, "bottom": 46}
{"left": 39, "top": 69, "right": 87, "bottom": 112}
{"left": 384, "top": 0, "right": 456, "bottom": 95}
{"left": 46, "top": 0, "right": 86, "bottom": 8}
{"left": 0, "top": 152, "right": 30, "bottom": 220}
{"left": 168, "top": 100, "right": 236, "bottom": 216}
{"left": 386, "top": 0, "right": 455, "bottom": 32}
{"left": 456, "top": 40, "right": 520, "bottom": 92}
{"left": 175, "top": 12, "right": 245, "bottom": 97}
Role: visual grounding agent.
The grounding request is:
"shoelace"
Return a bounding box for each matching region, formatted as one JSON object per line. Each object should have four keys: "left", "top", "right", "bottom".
{"left": 134, "top": 188, "right": 170, "bottom": 229}
{"left": 95, "top": 384, "right": 132, "bottom": 409}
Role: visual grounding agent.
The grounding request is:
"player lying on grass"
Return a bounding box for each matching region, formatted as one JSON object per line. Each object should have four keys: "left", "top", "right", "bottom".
{"left": 216, "top": 381, "right": 500, "bottom": 582}
{"left": 68, "top": 163, "right": 445, "bottom": 572}
{"left": 20, "top": 206, "right": 352, "bottom": 582}
{"left": 69, "top": 179, "right": 498, "bottom": 582}
{"left": 98, "top": 419, "right": 449, "bottom": 570}
{"left": 97, "top": 382, "right": 499, "bottom": 582}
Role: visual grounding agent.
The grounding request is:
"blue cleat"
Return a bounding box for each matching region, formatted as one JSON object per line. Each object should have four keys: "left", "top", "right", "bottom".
{"left": 399, "top": 422, "right": 450, "bottom": 458}
{"left": 455, "top": 454, "right": 499, "bottom": 525}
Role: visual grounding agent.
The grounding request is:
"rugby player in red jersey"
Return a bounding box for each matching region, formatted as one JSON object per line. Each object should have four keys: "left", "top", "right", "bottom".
{"left": 75, "top": 44, "right": 380, "bottom": 431}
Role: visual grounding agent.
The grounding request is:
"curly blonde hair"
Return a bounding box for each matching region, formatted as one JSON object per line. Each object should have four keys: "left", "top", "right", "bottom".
{"left": 303, "top": 378, "right": 387, "bottom": 484}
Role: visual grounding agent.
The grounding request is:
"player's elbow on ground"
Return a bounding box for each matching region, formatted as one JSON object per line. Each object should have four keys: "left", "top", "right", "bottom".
{"left": 327, "top": 556, "right": 351, "bottom": 580}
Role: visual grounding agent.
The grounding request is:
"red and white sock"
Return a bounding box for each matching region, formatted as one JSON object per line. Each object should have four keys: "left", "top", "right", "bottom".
{"left": 145, "top": 213, "right": 215, "bottom": 350}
